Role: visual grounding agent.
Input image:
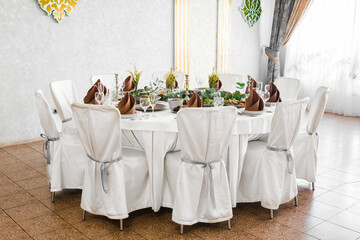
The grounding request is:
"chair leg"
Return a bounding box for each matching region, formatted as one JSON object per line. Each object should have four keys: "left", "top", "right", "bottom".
{"left": 180, "top": 224, "right": 184, "bottom": 235}
{"left": 82, "top": 210, "right": 86, "bottom": 221}
{"left": 227, "top": 220, "right": 231, "bottom": 230}
{"left": 270, "top": 209, "right": 274, "bottom": 219}
{"left": 312, "top": 182, "right": 315, "bottom": 190}
{"left": 120, "top": 219, "right": 123, "bottom": 231}
{"left": 295, "top": 195, "right": 298, "bottom": 207}
{"left": 51, "top": 192, "right": 55, "bottom": 203}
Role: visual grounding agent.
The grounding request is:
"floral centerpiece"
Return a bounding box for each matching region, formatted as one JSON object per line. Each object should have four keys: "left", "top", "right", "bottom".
{"left": 165, "top": 67, "right": 177, "bottom": 90}
{"left": 127, "top": 64, "right": 142, "bottom": 91}
{"left": 208, "top": 67, "right": 220, "bottom": 88}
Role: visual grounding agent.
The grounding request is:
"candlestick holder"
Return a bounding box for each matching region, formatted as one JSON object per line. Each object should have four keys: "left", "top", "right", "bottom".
{"left": 185, "top": 74, "right": 190, "bottom": 101}
{"left": 115, "top": 73, "right": 119, "bottom": 100}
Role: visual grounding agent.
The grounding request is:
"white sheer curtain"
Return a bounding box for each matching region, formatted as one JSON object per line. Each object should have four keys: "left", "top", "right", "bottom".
{"left": 284, "top": 0, "right": 360, "bottom": 116}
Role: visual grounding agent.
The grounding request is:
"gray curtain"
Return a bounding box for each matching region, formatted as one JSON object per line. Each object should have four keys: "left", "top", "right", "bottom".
{"left": 266, "top": 0, "right": 295, "bottom": 83}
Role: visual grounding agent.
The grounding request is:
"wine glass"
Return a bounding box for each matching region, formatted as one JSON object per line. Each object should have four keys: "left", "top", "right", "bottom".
{"left": 262, "top": 91, "right": 271, "bottom": 103}
{"left": 255, "top": 82, "right": 263, "bottom": 94}
{"left": 140, "top": 96, "right": 150, "bottom": 117}
{"left": 214, "top": 97, "right": 224, "bottom": 107}
{"left": 94, "top": 92, "right": 104, "bottom": 105}
{"left": 103, "top": 88, "right": 111, "bottom": 105}
{"left": 265, "top": 84, "right": 270, "bottom": 93}
{"left": 149, "top": 93, "right": 157, "bottom": 117}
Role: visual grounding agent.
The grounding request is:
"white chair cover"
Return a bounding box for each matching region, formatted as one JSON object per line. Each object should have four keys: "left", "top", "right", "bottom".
{"left": 274, "top": 77, "right": 300, "bottom": 101}
{"left": 49, "top": 80, "right": 78, "bottom": 134}
{"left": 238, "top": 100, "right": 303, "bottom": 210}
{"left": 294, "top": 87, "right": 329, "bottom": 183}
{"left": 217, "top": 74, "right": 244, "bottom": 91}
{"left": 35, "top": 90, "right": 86, "bottom": 192}
{"left": 71, "top": 103, "right": 151, "bottom": 219}
{"left": 90, "top": 74, "right": 116, "bottom": 91}
{"left": 164, "top": 107, "right": 236, "bottom": 225}
{"left": 152, "top": 71, "right": 185, "bottom": 89}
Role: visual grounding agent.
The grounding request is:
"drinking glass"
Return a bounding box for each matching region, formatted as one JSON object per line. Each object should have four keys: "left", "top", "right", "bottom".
{"left": 103, "top": 88, "right": 111, "bottom": 105}
{"left": 94, "top": 92, "right": 104, "bottom": 105}
{"left": 140, "top": 96, "right": 150, "bottom": 114}
{"left": 265, "top": 84, "right": 270, "bottom": 93}
{"left": 149, "top": 93, "right": 157, "bottom": 117}
{"left": 255, "top": 82, "right": 263, "bottom": 93}
{"left": 214, "top": 97, "right": 224, "bottom": 107}
{"left": 196, "top": 77, "right": 205, "bottom": 88}
{"left": 262, "top": 91, "right": 271, "bottom": 103}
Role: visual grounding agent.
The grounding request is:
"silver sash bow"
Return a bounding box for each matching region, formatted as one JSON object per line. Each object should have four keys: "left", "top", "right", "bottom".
{"left": 266, "top": 146, "right": 294, "bottom": 174}
{"left": 62, "top": 117, "right": 72, "bottom": 123}
{"left": 306, "top": 127, "right": 319, "bottom": 149}
{"left": 87, "top": 154, "right": 122, "bottom": 193}
{"left": 40, "top": 134, "right": 60, "bottom": 165}
{"left": 181, "top": 158, "right": 221, "bottom": 209}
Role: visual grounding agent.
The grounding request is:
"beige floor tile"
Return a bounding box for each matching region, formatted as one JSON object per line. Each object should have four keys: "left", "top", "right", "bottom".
{"left": 0, "top": 190, "right": 36, "bottom": 210}
{"left": 33, "top": 226, "right": 88, "bottom": 240}
{"left": 19, "top": 213, "right": 71, "bottom": 237}
{"left": 306, "top": 221, "right": 360, "bottom": 240}
{"left": 5, "top": 200, "right": 52, "bottom": 223}
{"left": 245, "top": 220, "right": 303, "bottom": 240}
{"left": 16, "top": 176, "right": 49, "bottom": 191}
{"left": 6, "top": 168, "right": 43, "bottom": 182}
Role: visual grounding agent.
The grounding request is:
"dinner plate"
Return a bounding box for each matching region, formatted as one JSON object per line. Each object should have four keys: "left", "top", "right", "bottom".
{"left": 243, "top": 110, "right": 264, "bottom": 116}
{"left": 135, "top": 104, "right": 167, "bottom": 112}
{"left": 121, "top": 114, "right": 137, "bottom": 119}
{"left": 224, "top": 104, "right": 245, "bottom": 108}
{"left": 203, "top": 104, "right": 214, "bottom": 107}
{"left": 265, "top": 102, "right": 278, "bottom": 107}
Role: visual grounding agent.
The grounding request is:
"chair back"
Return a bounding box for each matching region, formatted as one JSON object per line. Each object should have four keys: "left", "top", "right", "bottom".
{"left": 274, "top": 77, "right": 300, "bottom": 101}
{"left": 152, "top": 71, "right": 185, "bottom": 89}
{"left": 35, "top": 89, "right": 59, "bottom": 139}
{"left": 218, "top": 74, "right": 244, "bottom": 91}
{"left": 307, "top": 86, "right": 329, "bottom": 133}
{"left": 267, "top": 100, "right": 303, "bottom": 149}
{"left": 90, "top": 74, "right": 116, "bottom": 91}
{"left": 49, "top": 80, "right": 78, "bottom": 121}
{"left": 177, "top": 107, "right": 237, "bottom": 162}
{"left": 71, "top": 103, "right": 122, "bottom": 162}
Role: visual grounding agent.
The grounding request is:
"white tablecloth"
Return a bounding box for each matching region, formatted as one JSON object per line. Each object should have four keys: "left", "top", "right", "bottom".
{"left": 121, "top": 106, "right": 273, "bottom": 210}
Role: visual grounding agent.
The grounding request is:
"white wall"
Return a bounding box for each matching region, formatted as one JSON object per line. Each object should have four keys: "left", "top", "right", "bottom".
{"left": 0, "top": 0, "right": 173, "bottom": 144}
{"left": 230, "top": 0, "right": 275, "bottom": 82}
{"left": 0, "top": 0, "right": 275, "bottom": 144}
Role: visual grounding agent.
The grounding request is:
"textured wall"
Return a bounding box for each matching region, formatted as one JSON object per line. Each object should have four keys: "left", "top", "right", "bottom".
{"left": 0, "top": 0, "right": 274, "bottom": 144}
{"left": 230, "top": 0, "right": 275, "bottom": 82}
{"left": 189, "top": 0, "right": 218, "bottom": 87}
{"left": 0, "top": 0, "right": 173, "bottom": 144}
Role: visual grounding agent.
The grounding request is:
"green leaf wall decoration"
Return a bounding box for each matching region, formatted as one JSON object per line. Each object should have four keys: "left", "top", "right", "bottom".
{"left": 240, "top": 0, "right": 262, "bottom": 27}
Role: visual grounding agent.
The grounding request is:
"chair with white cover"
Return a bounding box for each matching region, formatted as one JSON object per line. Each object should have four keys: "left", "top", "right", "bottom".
{"left": 49, "top": 80, "right": 79, "bottom": 134}
{"left": 35, "top": 90, "right": 87, "bottom": 202}
{"left": 163, "top": 107, "right": 237, "bottom": 234}
{"left": 71, "top": 103, "right": 151, "bottom": 230}
{"left": 90, "top": 74, "right": 116, "bottom": 90}
{"left": 294, "top": 87, "right": 330, "bottom": 190}
{"left": 217, "top": 74, "right": 244, "bottom": 92}
{"left": 237, "top": 100, "right": 303, "bottom": 218}
{"left": 152, "top": 71, "right": 185, "bottom": 89}
{"left": 274, "top": 77, "right": 300, "bottom": 101}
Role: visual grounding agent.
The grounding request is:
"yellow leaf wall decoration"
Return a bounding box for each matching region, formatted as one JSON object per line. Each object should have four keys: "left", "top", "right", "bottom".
{"left": 38, "top": 0, "right": 78, "bottom": 23}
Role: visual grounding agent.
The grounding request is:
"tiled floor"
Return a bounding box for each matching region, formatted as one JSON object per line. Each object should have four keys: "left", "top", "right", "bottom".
{"left": 0, "top": 113, "right": 359, "bottom": 239}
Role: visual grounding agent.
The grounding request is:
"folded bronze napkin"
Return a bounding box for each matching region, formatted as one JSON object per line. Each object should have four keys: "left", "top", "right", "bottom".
{"left": 213, "top": 80, "right": 222, "bottom": 90}
{"left": 186, "top": 93, "right": 203, "bottom": 108}
{"left": 123, "top": 75, "right": 135, "bottom": 91}
{"left": 84, "top": 79, "right": 107, "bottom": 104}
{"left": 245, "top": 76, "right": 258, "bottom": 94}
{"left": 245, "top": 89, "right": 264, "bottom": 111}
{"left": 267, "top": 82, "right": 282, "bottom": 102}
{"left": 166, "top": 80, "right": 178, "bottom": 89}
{"left": 118, "top": 92, "right": 135, "bottom": 114}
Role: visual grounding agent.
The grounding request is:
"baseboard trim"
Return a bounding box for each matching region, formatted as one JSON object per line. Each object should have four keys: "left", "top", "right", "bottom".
{"left": 0, "top": 137, "right": 43, "bottom": 148}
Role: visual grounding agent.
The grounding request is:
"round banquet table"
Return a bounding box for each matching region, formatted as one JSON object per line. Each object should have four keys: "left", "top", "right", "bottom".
{"left": 120, "top": 104, "right": 274, "bottom": 211}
